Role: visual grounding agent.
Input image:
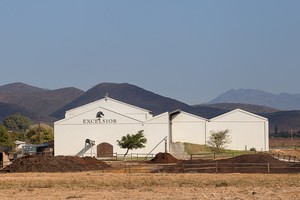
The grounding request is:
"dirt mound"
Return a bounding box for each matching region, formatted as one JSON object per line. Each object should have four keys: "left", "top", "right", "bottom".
{"left": 149, "top": 152, "right": 178, "bottom": 164}
{"left": 220, "top": 153, "right": 286, "bottom": 165}
{"left": 3, "top": 155, "right": 110, "bottom": 173}
{"left": 159, "top": 153, "right": 300, "bottom": 173}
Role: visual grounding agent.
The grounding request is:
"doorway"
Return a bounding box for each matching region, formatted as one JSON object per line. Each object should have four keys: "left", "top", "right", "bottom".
{"left": 97, "top": 142, "right": 113, "bottom": 157}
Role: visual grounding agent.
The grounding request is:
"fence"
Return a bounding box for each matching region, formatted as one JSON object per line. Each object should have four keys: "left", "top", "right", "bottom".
{"left": 97, "top": 153, "right": 156, "bottom": 161}
{"left": 189, "top": 152, "right": 254, "bottom": 160}
{"left": 180, "top": 162, "right": 300, "bottom": 173}
{"left": 270, "top": 154, "right": 300, "bottom": 163}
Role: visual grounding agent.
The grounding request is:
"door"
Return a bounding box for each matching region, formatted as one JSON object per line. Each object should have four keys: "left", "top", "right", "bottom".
{"left": 97, "top": 142, "right": 113, "bottom": 157}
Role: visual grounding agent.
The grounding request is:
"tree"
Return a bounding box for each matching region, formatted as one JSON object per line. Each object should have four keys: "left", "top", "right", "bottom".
{"left": 2, "top": 113, "right": 31, "bottom": 133}
{"left": 274, "top": 125, "right": 279, "bottom": 135}
{"left": 0, "top": 125, "right": 11, "bottom": 146}
{"left": 207, "top": 129, "right": 231, "bottom": 153}
{"left": 117, "top": 130, "right": 147, "bottom": 158}
{"left": 26, "top": 123, "right": 54, "bottom": 144}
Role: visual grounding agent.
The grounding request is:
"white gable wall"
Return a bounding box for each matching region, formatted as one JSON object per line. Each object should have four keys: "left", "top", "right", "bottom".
{"left": 171, "top": 112, "right": 207, "bottom": 144}
{"left": 65, "top": 97, "right": 152, "bottom": 121}
{"left": 142, "top": 113, "right": 170, "bottom": 154}
{"left": 55, "top": 103, "right": 169, "bottom": 156}
{"left": 207, "top": 109, "right": 269, "bottom": 151}
{"left": 54, "top": 99, "right": 270, "bottom": 157}
{"left": 55, "top": 107, "right": 146, "bottom": 156}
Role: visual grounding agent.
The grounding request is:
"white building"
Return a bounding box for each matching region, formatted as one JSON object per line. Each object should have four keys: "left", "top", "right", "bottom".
{"left": 54, "top": 97, "right": 269, "bottom": 157}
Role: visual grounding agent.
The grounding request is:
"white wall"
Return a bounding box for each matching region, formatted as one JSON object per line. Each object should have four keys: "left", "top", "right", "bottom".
{"left": 55, "top": 123, "right": 144, "bottom": 156}
{"left": 207, "top": 121, "right": 268, "bottom": 151}
{"left": 143, "top": 113, "right": 170, "bottom": 154}
{"left": 207, "top": 109, "right": 269, "bottom": 151}
{"left": 171, "top": 112, "right": 207, "bottom": 144}
{"left": 65, "top": 97, "right": 152, "bottom": 121}
{"left": 54, "top": 103, "right": 169, "bottom": 156}
{"left": 54, "top": 99, "right": 269, "bottom": 157}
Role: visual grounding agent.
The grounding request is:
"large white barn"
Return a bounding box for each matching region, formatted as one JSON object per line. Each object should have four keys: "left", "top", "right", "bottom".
{"left": 54, "top": 97, "right": 269, "bottom": 157}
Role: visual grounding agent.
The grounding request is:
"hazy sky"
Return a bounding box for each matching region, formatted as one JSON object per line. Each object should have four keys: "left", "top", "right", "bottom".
{"left": 1, "top": 1, "right": 299, "bottom": 105}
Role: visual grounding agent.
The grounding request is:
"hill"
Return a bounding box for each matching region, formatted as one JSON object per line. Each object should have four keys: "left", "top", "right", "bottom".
{"left": 1, "top": 82, "right": 300, "bottom": 132}
{"left": 0, "top": 102, "right": 39, "bottom": 121}
{"left": 0, "top": 82, "right": 84, "bottom": 121}
{"left": 196, "top": 103, "right": 279, "bottom": 114}
{"left": 263, "top": 111, "right": 300, "bottom": 132}
{"left": 51, "top": 82, "right": 193, "bottom": 119}
{"left": 208, "top": 89, "right": 300, "bottom": 110}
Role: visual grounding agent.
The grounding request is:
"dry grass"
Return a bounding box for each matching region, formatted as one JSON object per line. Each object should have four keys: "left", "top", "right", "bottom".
{"left": 1, "top": 172, "right": 300, "bottom": 199}
{"left": 1, "top": 172, "right": 300, "bottom": 189}
{"left": 270, "top": 138, "right": 300, "bottom": 148}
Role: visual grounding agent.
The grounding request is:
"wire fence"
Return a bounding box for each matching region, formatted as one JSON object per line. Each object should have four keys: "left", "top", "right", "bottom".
{"left": 102, "top": 161, "right": 300, "bottom": 174}
{"left": 189, "top": 152, "right": 257, "bottom": 160}
{"left": 180, "top": 162, "right": 300, "bottom": 173}
{"left": 97, "top": 153, "right": 156, "bottom": 161}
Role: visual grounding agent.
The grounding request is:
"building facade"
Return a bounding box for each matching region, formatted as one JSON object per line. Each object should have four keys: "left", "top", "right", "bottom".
{"left": 54, "top": 97, "right": 269, "bottom": 157}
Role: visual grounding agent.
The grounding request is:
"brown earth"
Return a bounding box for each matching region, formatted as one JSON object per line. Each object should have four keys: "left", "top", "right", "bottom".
{"left": 160, "top": 153, "right": 300, "bottom": 173}
{"left": 2, "top": 153, "right": 300, "bottom": 174}
{"left": 149, "top": 152, "right": 178, "bottom": 164}
{"left": 2, "top": 155, "right": 110, "bottom": 173}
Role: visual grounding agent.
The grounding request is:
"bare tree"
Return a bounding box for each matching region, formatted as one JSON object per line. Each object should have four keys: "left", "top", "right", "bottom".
{"left": 207, "top": 129, "right": 231, "bottom": 153}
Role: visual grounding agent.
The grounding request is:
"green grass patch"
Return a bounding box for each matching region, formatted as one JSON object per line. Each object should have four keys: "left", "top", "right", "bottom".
{"left": 184, "top": 143, "right": 211, "bottom": 154}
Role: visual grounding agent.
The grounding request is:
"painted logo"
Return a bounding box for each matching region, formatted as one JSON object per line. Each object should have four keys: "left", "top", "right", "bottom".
{"left": 96, "top": 111, "right": 104, "bottom": 118}
{"left": 82, "top": 111, "right": 117, "bottom": 124}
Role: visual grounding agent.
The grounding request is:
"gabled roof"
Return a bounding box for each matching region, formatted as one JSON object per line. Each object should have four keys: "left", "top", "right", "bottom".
{"left": 210, "top": 108, "right": 268, "bottom": 121}
{"left": 144, "top": 112, "right": 169, "bottom": 124}
{"left": 170, "top": 109, "right": 208, "bottom": 121}
{"left": 55, "top": 106, "right": 144, "bottom": 125}
{"left": 66, "top": 97, "right": 152, "bottom": 114}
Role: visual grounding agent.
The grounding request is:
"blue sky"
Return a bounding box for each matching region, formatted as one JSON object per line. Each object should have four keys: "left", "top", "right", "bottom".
{"left": 1, "top": 1, "right": 299, "bottom": 104}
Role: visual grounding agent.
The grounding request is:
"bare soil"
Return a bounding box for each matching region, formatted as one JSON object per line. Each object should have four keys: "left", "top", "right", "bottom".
{"left": 149, "top": 152, "right": 178, "bottom": 164}
{"left": 2, "top": 155, "right": 110, "bottom": 173}
{"left": 2, "top": 153, "right": 300, "bottom": 174}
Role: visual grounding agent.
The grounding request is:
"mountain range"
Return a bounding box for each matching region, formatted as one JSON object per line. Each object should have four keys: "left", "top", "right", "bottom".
{"left": 208, "top": 88, "right": 300, "bottom": 111}
{"left": 0, "top": 82, "right": 300, "bottom": 132}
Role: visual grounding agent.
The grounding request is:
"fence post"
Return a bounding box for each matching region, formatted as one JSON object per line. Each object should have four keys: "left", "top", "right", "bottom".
{"left": 190, "top": 154, "right": 192, "bottom": 160}
{"left": 267, "top": 163, "right": 270, "bottom": 173}
{"left": 216, "top": 162, "right": 218, "bottom": 173}
{"left": 182, "top": 164, "right": 185, "bottom": 173}
{"left": 234, "top": 163, "right": 236, "bottom": 173}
